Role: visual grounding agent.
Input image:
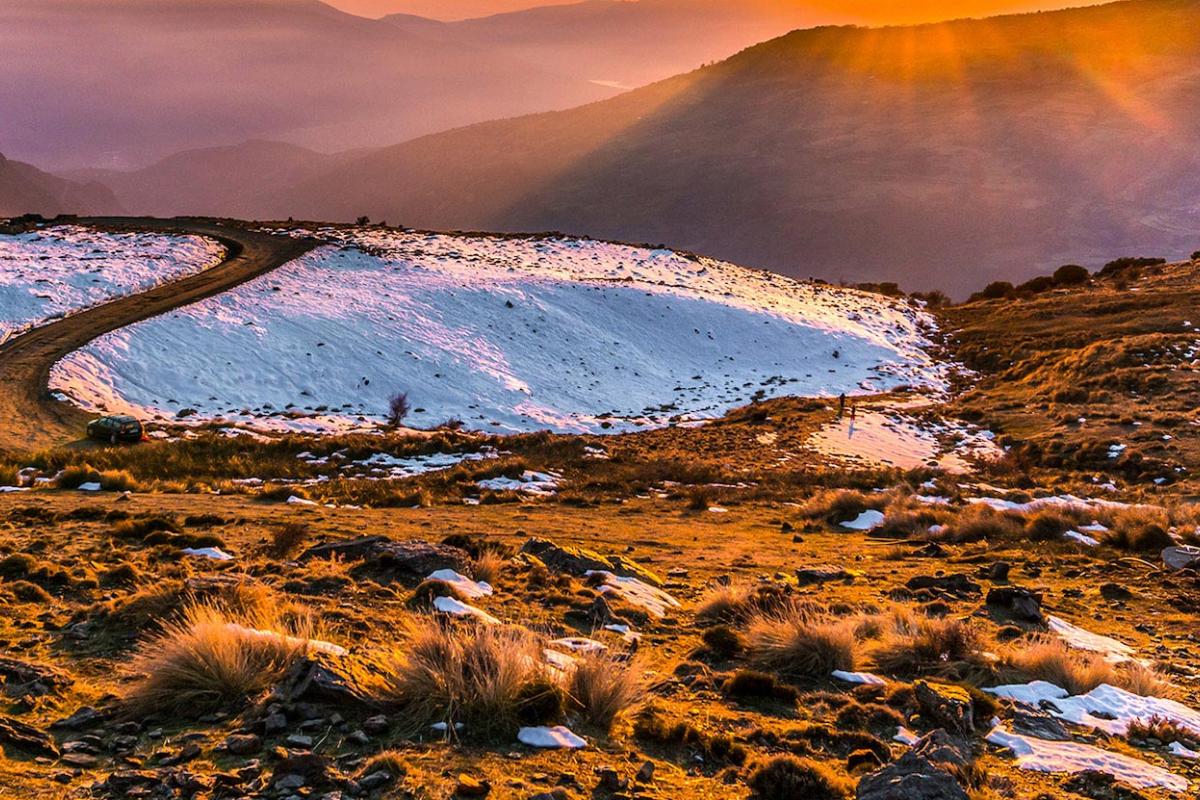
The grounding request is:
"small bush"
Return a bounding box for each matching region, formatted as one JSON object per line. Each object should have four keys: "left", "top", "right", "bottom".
{"left": 747, "top": 755, "right": 850, "bottom": 800}
{"left": 1053, "top": 264, "right": 1090, "bottom": 286}
{"left": 1000, "top": 637, "right": 1114, "bottom": 695}
{"left": 99, "top": 469, "right": 140, "bottom": 492}
{"left": 123, "top": 601, "right": 320, "bottom": 718}
{"left": 1128, "top": 715, "right": 1197, "bottom": 746}
{"left": 695, "top": 583, "right": 797, "bottom": 625}
{"left": 969, "top": 281, "right": 1014, "bottom": 302}
{"left": 10, "top": 580, "right": 53, "bottom": 604}
{"left": 798, "top": 489, "right": 875, "bottom": 524}
{"left": 702, "top": 625, "right": 746, "bottom": 658}
{"left": 56, "top": 464, "right": 101, "bottom": 489}
{"left": 381, "top": 621, "right": 565, "bottom": 741}
{"left": 269, "top": 522, "right": 310, "bottom": 559}
{"left": 723, "top": 670, "right": 799, "bottom": 704}
{"left": 747, "top": 609, "right": 857, "bottom": 683}
{"left": 387, "top": 392, "right": 411, "bottom": 427}
{"left": 1102, "top": 509, "right": 1174, "bottom": 552}
{"left": 568, "top": 652, "right": 643, "bottom": 732}
{"left": 1025, "top": 510, "right": 1076, "bottom": 542}
{"left": 871, "top": 613, "right": 985, "bottom": 679}
{"left": 937, "top": 505, "right": 1022, "bottom": 543}
{"left": 470, "top": 548, "right": 506, "bottom": 585}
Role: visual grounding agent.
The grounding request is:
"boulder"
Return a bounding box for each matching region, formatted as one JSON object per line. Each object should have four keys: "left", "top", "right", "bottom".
{"left": 300, "top": 537, "right": 471, "bottom": 582}
{"left": 985, "top": 586, "right": 1044, "bottom": 622}
{"left": 1010, "top": 706, "right": 1070, "bottom": 741}
{"left": 911, "top": 729, "right": 972, "bottom": 770}
{"left": 905, "top": 574, "right": 980, "bottom": 599}
{"left": 913, "top": 681, "right": 974, "bottom": 737}
{"left": 0, "top": 715, "right": 59, "bottom": 758}
{"left": 856, "top": 752, "right": 969, "bottom": 800}
{"left": 1162, "top": 546, "right": 1200, "bottom": 571}
{"left": 0, "top": 656, "right": 71, "bottom": 697}
{"left": 796, "top": 566, "right": 857, "bottom": 586}
{"left": 520, "top": 538, "right": 662, "bottom": 586}
{"left": 275, "top": 652, "right": 386, "bottom": 711}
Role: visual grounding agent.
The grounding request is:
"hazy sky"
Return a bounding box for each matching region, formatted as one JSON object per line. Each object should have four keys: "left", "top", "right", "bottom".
{"left": 327, "top": 0, "right": 1097, "bottom": 23}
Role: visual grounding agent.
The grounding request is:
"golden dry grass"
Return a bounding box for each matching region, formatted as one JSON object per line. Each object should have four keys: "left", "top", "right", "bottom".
{"left": 746, "top": 608, "right": 857, "bottom": 682}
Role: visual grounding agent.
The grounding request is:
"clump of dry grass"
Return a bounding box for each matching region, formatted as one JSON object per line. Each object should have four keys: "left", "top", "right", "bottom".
{"left": 1127, "top": 716, "right": 1198, "bottom": 746}
{"left": 568, "top": 652, "right": 643, "bottom": 732}
{"left": 56, "top": 464, "right": 100, "bottom": 490}
{"left": 359, "top": 750, "right": 408, "bottom": 780}
{"left": 935, "top": 504, "right": 1022, "bottom": 543}
{"left": 999, "top": 637, "right": 1115, "bottom": 695}
{"left": 694, "top": 582, "right": 798, "bottom": 625}
{"left": 381, "top": 621, "right": 565, "bottom": 740}
{"left": 470, "top": 549, "right": 507, "bottom": 585}
{"left": 798, "top": 489, "right": 877, "bottom": 525}
{"left": 269, "top": 522, "right": 310, "bottom": 559}
{"left": 746, "top": 755, "right": 850, "bottom": 800}
{"left": 870, "top": 611, "right": 988, "bottom": 679}
{"left": 747, "top": 608, "right": 857, "bottom": 683}
{"left": 1024, "top": 509, "right": 1078, "bottom": 541}
{"left": 1101, "top": 507, "right": 1175, "bottom": 552}
{"left": 123, "top": 599, "right": 322, "bottom": 718}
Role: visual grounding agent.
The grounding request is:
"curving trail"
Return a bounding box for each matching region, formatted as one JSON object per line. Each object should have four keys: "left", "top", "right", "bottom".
{"left": 0, "top": 218, "right": 317, "bottom": 453}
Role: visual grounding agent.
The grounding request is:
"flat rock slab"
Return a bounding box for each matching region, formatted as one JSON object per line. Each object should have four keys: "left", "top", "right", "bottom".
{"left": 521, "top": 538, "right": 662, "bottom": 587}
{"left": 0, "top": 716, "right": 59, "bottom": 758}
{"left": 301, "top": 537, "right": 470, "bottom": 582}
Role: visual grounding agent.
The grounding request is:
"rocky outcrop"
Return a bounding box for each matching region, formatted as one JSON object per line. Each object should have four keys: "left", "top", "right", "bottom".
{"left": 300, "top": 537, "right": 471, "bottom": 583}
{"left": 520, "top": 538, "right": 662, "bottom": 586}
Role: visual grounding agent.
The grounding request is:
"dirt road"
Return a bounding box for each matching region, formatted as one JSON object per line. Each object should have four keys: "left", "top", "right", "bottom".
{"left": 0, "top": 218, "right": 317, "bottom": 454}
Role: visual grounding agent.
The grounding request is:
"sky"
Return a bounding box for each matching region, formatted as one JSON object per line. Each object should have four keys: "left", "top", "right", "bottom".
{"left": 327, "top": 0, "right": 1098, "bottom": 23}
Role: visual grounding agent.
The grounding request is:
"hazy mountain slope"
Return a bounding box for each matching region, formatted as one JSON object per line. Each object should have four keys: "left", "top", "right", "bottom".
{"left": 285, "top": 0, "right": 1200, "bottom": 296}
{"left": 67, "top": 141, "right": 359, "bottom": 218}
{"left": 0, "top": 155, "right": 122, "bottom": 217}
{"left": 0, "top": 0, "right": 612, "bottom": 169}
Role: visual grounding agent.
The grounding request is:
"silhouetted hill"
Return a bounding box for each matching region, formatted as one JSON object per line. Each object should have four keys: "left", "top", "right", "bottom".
{"left": 283, "top": 0, "right": 1200, "bottom": 296}
{"left": 0, "top": 154, "right": 122, "bottom": 217}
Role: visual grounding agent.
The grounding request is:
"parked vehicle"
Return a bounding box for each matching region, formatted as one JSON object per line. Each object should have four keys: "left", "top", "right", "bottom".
{"left": 86, "top": 415, "right": 144, "bottom": 444}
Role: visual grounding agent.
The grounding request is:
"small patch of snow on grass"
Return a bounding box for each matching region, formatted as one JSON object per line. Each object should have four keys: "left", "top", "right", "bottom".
{"left": 517, "top": 725, "right": 586, "bottom": 749}
{"left": 431, "top": 596, "right": 500, "bottom": 625}
{"left": 586, "top": 570, "right": 680, "bottom": 617}
{"left": 839, "top": 509, "right": 885, "bottom": 531}
{"left": 425, "top": 569, "right": 492, "bottom": 599}
{"left": 986, "top": 726, "right": 1187, "bottom": 792}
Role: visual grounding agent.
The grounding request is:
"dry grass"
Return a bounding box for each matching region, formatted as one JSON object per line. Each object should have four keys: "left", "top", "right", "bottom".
{"left": 935, "top": 504, "right": 1022, "bottom": 543}
{"left": 870, "top": 611, "right": 987, "bottom": 679}
{"left": 470, "top": 549, "right": 507, "bottom": 585}
{"left": 747, "top": 608, "right": 857, "bottom": 682}
{"left": 999, "top": 637, "right": 1116, "bottom": 695}
{"left": 269, "top": 521, "right": 310, "bottom": 559}
{"left": 381, "top": 621, "right": 565, "bottom": 740}
{"left": 123, "top": 599, "right": 321, "bottom": 718}
{"left": 797, "top": 489, "right": 877, "bottom": 524}
{"left": 694, "top": 582, "right": 797, "bottom": 625}
{"left": 1101, "top": 507, "right": 1175, "bottom": 552}
{"left": 746, "top": 755, "right": 850, "bottom": 800}
{"left": 1127, "top": 716, "right": 1198, "bottom": 746}
{"left": 567, "top": 652, "right": 643, "bottom": 732}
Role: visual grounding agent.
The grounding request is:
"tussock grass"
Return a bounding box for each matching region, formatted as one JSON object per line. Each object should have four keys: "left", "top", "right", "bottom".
{"left": 999, "top": 637, "right": 1115, "bottom": 695}
{"left": 935, "top": 504, "right": 1023, "bottom": 543}
{"left": 269, "top": 522, "right": 310, "bottom": 559}
{"left": 694, "top": 582, "right": 798, "bottom": 625}
{"left": 747, "top": 608, "right": 857, "bottom": 682}
{"left": 381, "top": 621, "right": 565, "bottom": 741}
{"left": 1101, "top": 507, "right": 1175, "bottom": 552}
{"left": 746, "top": 755, "right": 850, "bottom": 800}
{"left": 568, "top": 652, "right": 643, "bottom": 732}
{"left": 470, "top": 549, "right": 506, "bottom": 585}
{"left": 798, "top": 489, "right": 878, "bottom": 525}
{"left": 870, "top": 611, "right": 988, "bottom": 679}
{"left": 123, "top": 599, "right": 321, "bottom": 718}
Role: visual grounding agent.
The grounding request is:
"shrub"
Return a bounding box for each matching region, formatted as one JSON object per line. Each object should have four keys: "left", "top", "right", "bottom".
{"left": 470, "top": 548, "right": 506, "bottom": 585}
{"left": 1053, "top": 264, "right": 1090, "bottom": 285}
{"left": 871, "top": 613, "right": 985, "bottom": 679}
{"left": 123, "top": 601, "right": 320, "bottom": 718}
{"left": 387, "top": 392, "right": 411, "bottom": 427}
{"left": 702, "top": 625, "right": 746, "bottom": 658}
{"left": 98, "top": 469, "right": 140, "bottom": 492}
{"left": 1128, "top": 716, "right": 1197, "bottom": 746}
{"left": 381, "top": 621, "right": 565, "bottom": 741}
{"left": 798, "top": 489, "right": 875, "bottom": 524}
{"left": 1016, "top": 275, "right": 1055, "bottom": 294}
{"left": 56, "top": 464, "right": 101, "bottom": 489}
{"left": 0, "top": 464, "right": 19, "bottom": 487}
{"left": 1099, "top": 256, "right": 1166, "bottom": 277}
{"left": 695, "top": 583, "right": 797, "bottom": 625}
{"left": 746, "top": 755, "right": 850, "bottom": 800}
{"left": 568, "top": 652, "right": 643, "bottom": 732}
{"left": 970, "top": 281, "right": 1014, "bottom": 302}
{"left": 1192, "top": 251, "right": 1200, "bottom": 262}
{"left": 1025, "top": 510, "right": 1076, "bottom": 542}
{"left": 1102, "top": 509, "right": 1175, "bottom": 552}
{"left": 1000, "top": 638, "right": 1116, "bottom": 695}
{"left": 937, "top": 504, "right": 1022, "bottom": 543}
{"left": 269, "top": 522, "right": 310, "bottom": 559}
{"left": 723, "top": 670, "right": 799, "bottom": 703}
{"left": 747, "top": 609, "right": 857, "bottom": 683}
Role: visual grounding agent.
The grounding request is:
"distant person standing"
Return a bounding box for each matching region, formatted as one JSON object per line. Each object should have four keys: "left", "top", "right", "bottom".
{"left": 850, "top": 401, "right": 857, "bottom": 421}
{"left": 838, "top": 393, "right": 846, "bottom": 418}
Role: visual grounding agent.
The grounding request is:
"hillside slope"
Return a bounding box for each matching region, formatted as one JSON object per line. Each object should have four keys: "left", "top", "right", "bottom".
{"left": 0, "top": 0, "right": 612, "bottom": 168}
{"left": 282, "top": 0, "right": 1200, "bottom": 296}
{"left": 0, "top": 154, "right": 121, "bottom": 217}
{"left": 50, "top": 225, "right": 944, "bottom": 433}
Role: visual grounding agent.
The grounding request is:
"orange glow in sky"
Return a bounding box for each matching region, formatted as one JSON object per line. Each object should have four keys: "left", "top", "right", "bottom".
{"left": 327, "top": 0, "right": 1099, "bottom": 23}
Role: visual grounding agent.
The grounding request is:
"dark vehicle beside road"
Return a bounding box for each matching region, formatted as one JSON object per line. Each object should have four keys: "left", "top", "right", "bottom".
{"left": 86, "top": 415, "right": 144, "bottom": 444}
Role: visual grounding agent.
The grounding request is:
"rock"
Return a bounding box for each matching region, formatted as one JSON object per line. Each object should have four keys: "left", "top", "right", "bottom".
{"left": 300, "top": 537, "right": 471, "bottom": 582}
{"left": 1100, "top": 583, "right": 1133, "bottom": 601}
{"left": 0, "top": 656, "right": 71, "bottom": 697}
{"left": 985, "top": 586, "right": 1044, "bottom": 622}
{"left": 1163, "top": 546, "right": 1200, "bottom": 571}
{"left": 985, "top": 562, "right": 1010, "bottom": 582}
{"left": 1009, "top": 707, "right": 1071, "bottom": 741}
{"left": 363, "top": 715, "right": 389, "bottom": 735}
{"left": 456, "top": 774, "right": 491, "bottom": 797}
{"left": 911, "top": 730, "right": 972, "bottom": 770}
{"left": 277, "top": 652, "right": 386, "bottom": 711}
{"left": 1062, "top": 769, "right": 1152, "bottom": 800}
{"left": 285, "top": 734, "right": 314, "bottom": 749}
{"left": 0, "top": 716, "right": 59, "bottom": 758}
{"left": 273, "top": 752, "right": 333, "bottom": 789}
{"left": 264, "top": 712, "right": 288, "bottom": 735}
{"left": 52, "top": 706, "right": 111, "bottom": 731}
{"left": 905, "top": 574, "right": 981, "bottom": 599}
{"left": 99, "top": 771, "right": 163, "bottom": 793}
{"left": 520, "top": 538, "right": 662, "bottom": 586}
{"left": 225, "top": 733, "right": 262, "bottom": 756}
{"left": 913, "top": 681, "right": 974, "bottom": 737}
{"left": 635, "top": 761, "right": 654, "bottom": 783}
{"left": 795, "top": 566, "right": 856, "bottom": 585}
{"left": 856, "top": 752, "right": 970, "bottom": 800}
{"left": 596, "top": 767, "right": 625, "bottom": 792}
{"left": 359, "top": 770, "right": 394, "bottom": 791}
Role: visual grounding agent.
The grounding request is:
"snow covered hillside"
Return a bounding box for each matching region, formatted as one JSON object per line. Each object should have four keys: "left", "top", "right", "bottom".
{"left": 51, "top": 227, "right": 947, "bottom": 434}
{"left": 0, "top": 226, "right": 224, "bottom": 344}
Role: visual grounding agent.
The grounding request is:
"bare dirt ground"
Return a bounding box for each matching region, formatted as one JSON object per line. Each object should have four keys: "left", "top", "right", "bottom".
{"left": 0, "top": 219, "right": 316, "bottom": 453}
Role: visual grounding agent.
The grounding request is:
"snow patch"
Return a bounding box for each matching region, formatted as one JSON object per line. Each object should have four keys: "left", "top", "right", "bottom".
{"left": 517, "top": 725, "right": 586, "bottom": 749}
{"left": 986, "top": 726, "right": 1187, "bottom": 792}
{"left": 431, "top": 596, "right": 500, "bottom": 625}
{"left": 426, "top": 569, "right": 493, "bottom": 599}
{"left": 586, "top": 570, "right": 680, "bottom": 617}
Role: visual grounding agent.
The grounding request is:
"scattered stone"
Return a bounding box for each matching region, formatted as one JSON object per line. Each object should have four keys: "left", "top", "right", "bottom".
{"left": 913, "top": 681, "right": 975, "bottom": 737}
{"left": 521, "top": 538, "right": 663, "bottom": 586}
{"left": 986, "top": 586, "right": 1044, "bottom": 622}
{"left": 363, "top": 715, "right": 389, "bottom": 735}
{"left": 52, "top": 706, "right": 110, "bottom": 731}
{"left": 300, "top": 537, "right": 471, "bottom": 581}
{"left": 635, "top": 761, "right": 654, "bottom": 783}
{"left": 359, "top": 770, "right": 393, "bottom": 791}
{"left": 456, "top": 774, "right": 491, "bottom": 797}
{"left": 911, "top": 730, "right": 972, "bottom": 770}
{"left": 986, "top": 562, "right": 1010, "bottom": 582}
{"left": 905, "top": 574, "right": 981, "bottom": 599}
{"left": 795, "top": 566, "right": 856, "bottom": 585}
{"left": 1100, "top": 583, "right": 1133, "bottom": 601}
{"left": 285, "top": 734, "right": 314, "bottom": 749}
{"left": 225, "top": 733, "right": 262, "bottom": 756}
{"left": 277, "top": 652, "right": 385, "bottom": 711}
{"left": 1009, "top": 707, "right": 1071, "bottom": 741}
{"left": 0, "top": 716, "right": 59, "bottom": 758}
{"left": 856, "top": 752, "right": 970, "bottom": 800}
{"left": 1062, "top": 769, "right": 1152, "bottom": 800}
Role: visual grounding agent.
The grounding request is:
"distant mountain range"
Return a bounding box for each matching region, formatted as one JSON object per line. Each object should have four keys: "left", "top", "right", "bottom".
{"left": 277, "top": 0, "right": 1200, "bottom": 295}
{"left": 0, "top": 154, "right": 121, "bottom": 218}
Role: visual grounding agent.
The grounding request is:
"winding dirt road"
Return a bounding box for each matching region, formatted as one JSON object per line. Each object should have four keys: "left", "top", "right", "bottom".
{"left": 0, "top": 218, "right": 317, "bottom": 453}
